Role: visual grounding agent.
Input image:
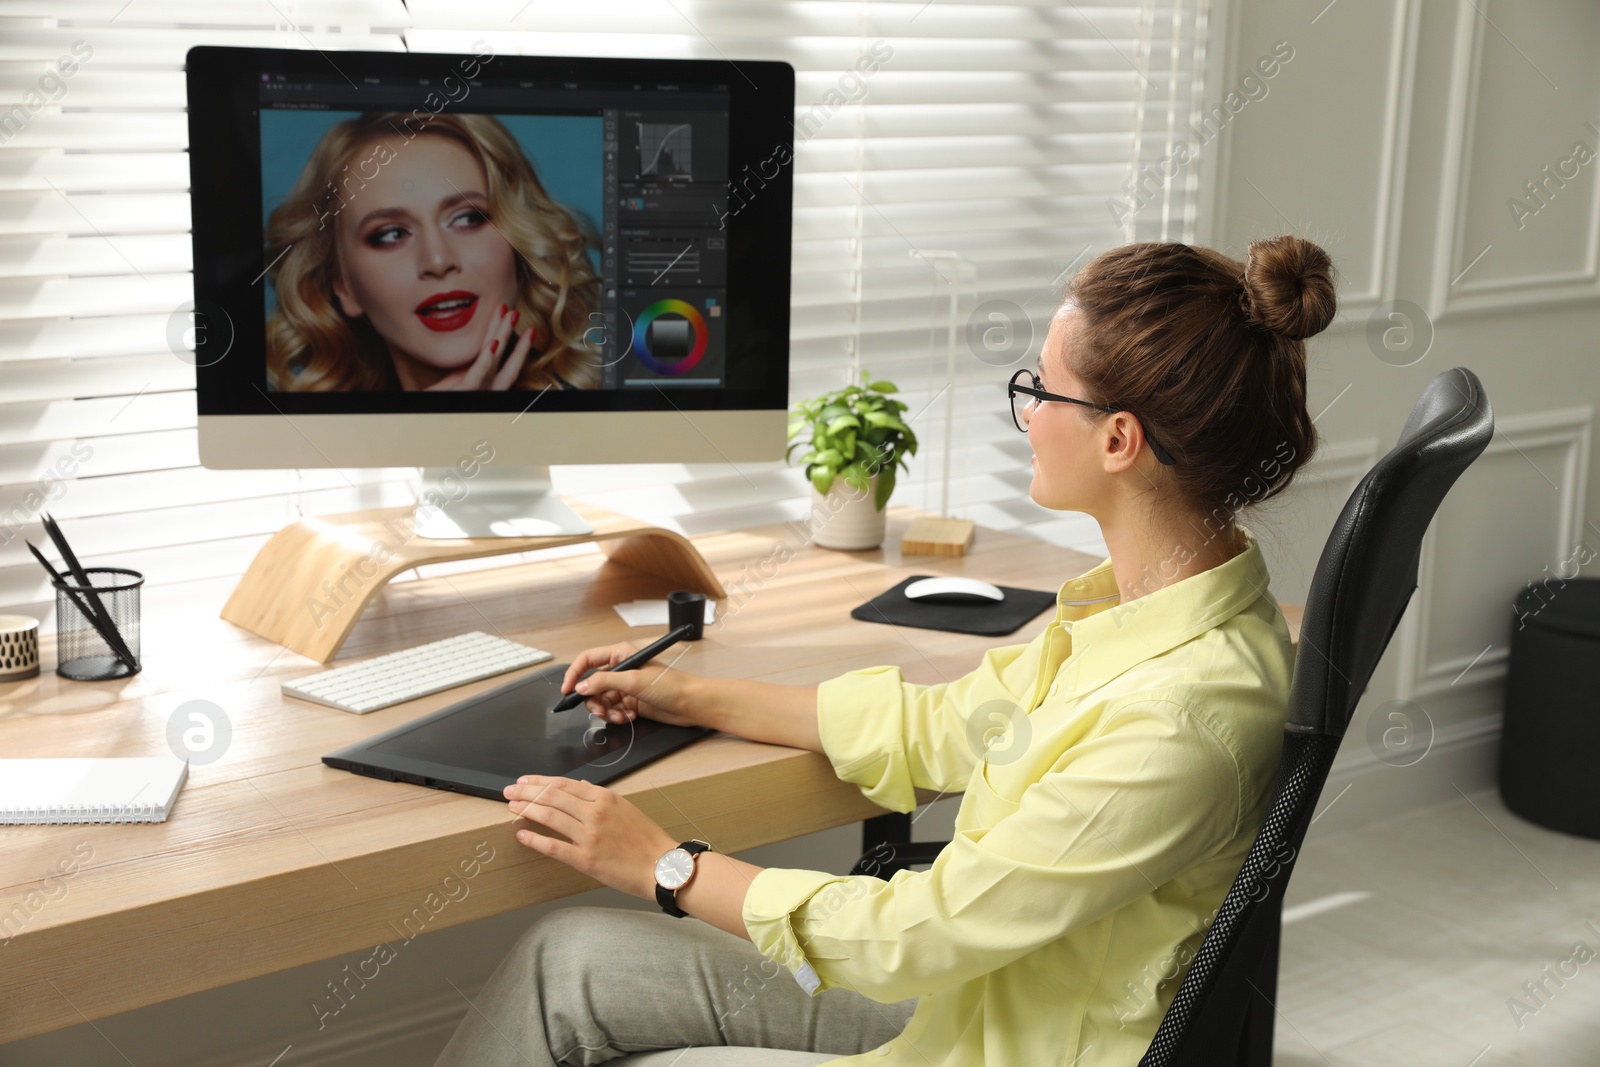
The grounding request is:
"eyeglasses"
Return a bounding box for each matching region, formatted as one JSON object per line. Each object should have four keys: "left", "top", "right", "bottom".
{"left": 1007, "top": 368, "right": 1176, "bottom": 465}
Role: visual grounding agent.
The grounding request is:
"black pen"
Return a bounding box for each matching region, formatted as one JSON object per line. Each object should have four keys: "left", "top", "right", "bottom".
{"left": 552, "top": 622, "right": 697, "bottom": 712}
{"left": 25, "top": 539, "right": 140, "bottom": 671}
{"left": 40, "top": 513, "right": 139, "bottom": 670}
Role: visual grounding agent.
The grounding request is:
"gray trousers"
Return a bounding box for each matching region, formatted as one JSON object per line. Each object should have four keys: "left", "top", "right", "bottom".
{"left": 433, "top": 905, "right": 919, "bottom": 1066}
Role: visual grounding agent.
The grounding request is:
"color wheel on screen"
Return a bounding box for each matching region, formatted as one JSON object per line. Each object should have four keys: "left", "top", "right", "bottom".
{"left": 631, "top": 299, "right": 708, "bottom": 374}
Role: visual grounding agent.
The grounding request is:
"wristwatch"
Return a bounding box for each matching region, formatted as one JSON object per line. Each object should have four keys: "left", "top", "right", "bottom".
{"left": 655, "top": 839, "right": 713, "bottom": 917}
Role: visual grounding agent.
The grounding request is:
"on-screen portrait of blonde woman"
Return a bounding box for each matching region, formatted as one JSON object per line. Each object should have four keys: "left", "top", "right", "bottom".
{"left": 264, "top": 111, "right": 602, "bottom": 392}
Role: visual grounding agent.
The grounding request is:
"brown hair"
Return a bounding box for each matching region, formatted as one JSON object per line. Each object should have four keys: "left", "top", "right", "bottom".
{"left": 1061, "top": 234, "right": 1336, "bottom": 540}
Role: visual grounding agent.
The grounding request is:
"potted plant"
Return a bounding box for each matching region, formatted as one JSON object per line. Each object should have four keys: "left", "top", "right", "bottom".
{"left": 787, "top": 368, "right": 918, "bottom": 550}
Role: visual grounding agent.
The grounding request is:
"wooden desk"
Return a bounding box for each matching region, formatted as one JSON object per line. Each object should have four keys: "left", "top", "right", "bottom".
{"left": 0, "top": 508, "right": 1301, "bottom": 1043}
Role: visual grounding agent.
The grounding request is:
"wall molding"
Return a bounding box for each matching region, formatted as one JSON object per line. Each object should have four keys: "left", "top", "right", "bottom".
{"left": 1203, "top": 0, "right": 1418, "bottom": 321}
{"left": 1336, "top": 0, "right": 1420, "bottom": 317}
{"left": 1327, "top": 704, "right": 1502, "bottom": 779}
{"left": 1402, "top": 404, "right": 1592, "bottom": 700}
{"left": 1428, "top": 0, "right": 1600, "bottom": 321}
{"left": 1308, "top": 711, "right": 1502, "bottom": 839}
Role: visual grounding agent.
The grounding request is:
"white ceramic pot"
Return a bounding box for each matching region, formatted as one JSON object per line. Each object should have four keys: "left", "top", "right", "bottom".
{"left": 809, "top": 474, "right": 886, "bottom": 550}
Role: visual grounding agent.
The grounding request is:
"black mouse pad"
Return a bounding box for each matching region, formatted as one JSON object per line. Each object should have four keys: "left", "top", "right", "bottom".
{"left": 850, "top": 576, "right": 1058, "bottom": 636}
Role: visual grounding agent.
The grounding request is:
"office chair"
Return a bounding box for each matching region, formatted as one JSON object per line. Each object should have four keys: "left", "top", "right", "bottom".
{"left": 851, "top": 366, "right": 1493, "bottom": 1066}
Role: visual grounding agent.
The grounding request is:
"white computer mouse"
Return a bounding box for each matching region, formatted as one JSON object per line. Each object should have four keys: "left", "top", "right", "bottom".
{"left": 903, "top": 576, "right": 1006, "bottom": 604}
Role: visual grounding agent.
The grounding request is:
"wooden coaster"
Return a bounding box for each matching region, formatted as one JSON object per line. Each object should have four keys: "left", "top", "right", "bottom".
{"left": 901, "top": 517, "right": 976, "bottom": 557}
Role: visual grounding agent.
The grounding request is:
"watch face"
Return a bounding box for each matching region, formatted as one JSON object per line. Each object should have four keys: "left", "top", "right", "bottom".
{"left": 656, "top": 848, "right": 695, "bottom": 890}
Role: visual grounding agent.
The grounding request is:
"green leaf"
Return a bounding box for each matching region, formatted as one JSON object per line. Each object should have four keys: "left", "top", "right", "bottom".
{"left": 791, "top": 373, "right": 921, "bottom": 486}
{"left": 875, "top": 464, "right": 896, "bottom": 509}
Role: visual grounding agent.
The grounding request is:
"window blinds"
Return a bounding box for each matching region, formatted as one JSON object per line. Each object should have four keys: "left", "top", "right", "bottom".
{"left": 0, "top": 0, "right": 1211, "bottom": 619}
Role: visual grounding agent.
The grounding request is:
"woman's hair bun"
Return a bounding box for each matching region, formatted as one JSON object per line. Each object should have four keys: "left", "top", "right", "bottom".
{"left": 1240, "top": 234, "right": 1337, "bottom": 341}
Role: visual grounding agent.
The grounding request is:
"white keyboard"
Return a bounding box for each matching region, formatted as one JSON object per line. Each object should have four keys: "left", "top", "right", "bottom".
{"left": 283, "top": 631, "right": 554, "bottom": 714}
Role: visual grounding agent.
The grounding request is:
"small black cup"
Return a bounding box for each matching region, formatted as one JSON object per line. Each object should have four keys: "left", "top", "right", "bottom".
{"left": 667, "top": 590, "right": 707, "bottom": 640}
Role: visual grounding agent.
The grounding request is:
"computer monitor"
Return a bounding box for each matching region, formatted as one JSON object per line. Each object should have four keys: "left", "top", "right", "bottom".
{"left": 186, "top": 45, "right": 794, "bottom": 536}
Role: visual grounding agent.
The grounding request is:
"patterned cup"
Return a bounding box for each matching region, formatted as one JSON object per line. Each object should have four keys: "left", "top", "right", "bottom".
{"left": 0, "top": 614, "right": 41, "bottom": 681}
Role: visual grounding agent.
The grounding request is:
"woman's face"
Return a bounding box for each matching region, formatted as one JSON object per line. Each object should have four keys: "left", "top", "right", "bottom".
{"left": 1025, "top": 306, "right": 1119, "bottom": 514}
{"left": 330, "top": 134, "right": 519, "bottom": 372}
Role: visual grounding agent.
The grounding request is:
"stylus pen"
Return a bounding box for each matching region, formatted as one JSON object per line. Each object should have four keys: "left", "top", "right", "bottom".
{"left": 552, "top": 622, "right": 697, "bottom": 712}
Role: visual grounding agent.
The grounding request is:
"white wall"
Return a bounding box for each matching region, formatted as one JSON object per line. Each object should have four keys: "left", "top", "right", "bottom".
{"left": 1207, "top": 0, "right": 1599, "bottom": 836}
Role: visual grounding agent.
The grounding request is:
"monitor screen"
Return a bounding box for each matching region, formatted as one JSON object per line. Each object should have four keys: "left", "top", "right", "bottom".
{"left": 186, "top": 46, "right": 794, "bottom": 466}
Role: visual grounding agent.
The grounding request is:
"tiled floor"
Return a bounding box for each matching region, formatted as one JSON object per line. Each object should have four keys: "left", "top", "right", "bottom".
{"left": 1273, "top": 789, "right": 1600, "bottom": 1066}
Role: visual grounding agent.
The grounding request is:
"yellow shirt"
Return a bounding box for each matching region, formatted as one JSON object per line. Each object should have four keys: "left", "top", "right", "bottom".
{"left": 740, "top": 523, "right": 1295, "bottom": 1066}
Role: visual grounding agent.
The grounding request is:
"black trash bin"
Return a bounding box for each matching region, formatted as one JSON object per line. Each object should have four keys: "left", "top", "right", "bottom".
{"left": 1500, "top": 576, "right": 1600, "bottom": 839}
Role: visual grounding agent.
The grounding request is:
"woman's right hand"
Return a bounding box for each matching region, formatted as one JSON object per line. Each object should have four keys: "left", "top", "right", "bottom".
{"left": 425, "top": 303, "right": 534, "bottom": 391}
{"left": 561, "top": 643, "right": 701, "bottom": 728}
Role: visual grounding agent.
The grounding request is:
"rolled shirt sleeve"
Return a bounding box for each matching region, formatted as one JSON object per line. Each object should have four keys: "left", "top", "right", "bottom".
{"left": 814, "top": 636, "right": 1043, "bottom": 812}
{"left": 742, "top": 698, "right": 1243, "bottom": 1004}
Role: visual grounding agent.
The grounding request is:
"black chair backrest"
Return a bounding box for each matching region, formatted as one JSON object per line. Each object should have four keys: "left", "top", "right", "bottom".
{"left": 1139, "top": 367, "right": 1493, "bottom": 1066}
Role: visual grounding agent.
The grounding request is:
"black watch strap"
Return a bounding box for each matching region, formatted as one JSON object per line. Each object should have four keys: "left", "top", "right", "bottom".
{"left": 656, "top": 839, "right": 712, "bottom": 918}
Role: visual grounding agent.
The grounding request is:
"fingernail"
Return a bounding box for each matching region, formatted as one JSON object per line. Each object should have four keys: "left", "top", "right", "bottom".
{"left": 510, "top": 310, "right": 519, "bottom": 325}
{"left": 576, "top": 680, "right": 589, "bottom": 692}
{"left": 490, "top": 339, "right": 499, "bottom": 354}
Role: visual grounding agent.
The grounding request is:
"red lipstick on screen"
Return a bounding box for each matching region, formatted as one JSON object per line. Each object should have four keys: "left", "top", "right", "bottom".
{"left": 414, "top": 290, "right": 479, "bottom": 332}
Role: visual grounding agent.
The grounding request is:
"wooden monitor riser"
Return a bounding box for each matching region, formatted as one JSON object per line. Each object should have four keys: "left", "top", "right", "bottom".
{"left": 221, "top": 497, "right": 727, "bottom": 662}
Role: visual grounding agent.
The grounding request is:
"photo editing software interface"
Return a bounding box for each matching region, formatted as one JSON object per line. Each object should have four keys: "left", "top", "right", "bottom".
{"left": 258, "top": 70, "right": 733, "bottom": 390}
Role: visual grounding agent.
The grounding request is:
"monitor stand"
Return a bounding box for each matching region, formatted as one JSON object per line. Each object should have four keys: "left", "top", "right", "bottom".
{"left": 221, "top": 496, "right": 726, "bottom": 663}
{"left": 412, "top": 466, "right": 593, "bottom": 539}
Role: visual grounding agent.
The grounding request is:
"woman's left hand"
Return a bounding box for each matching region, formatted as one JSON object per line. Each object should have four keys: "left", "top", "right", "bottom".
{"left": 504, "top": 775, "right": 678, "bottom": 901}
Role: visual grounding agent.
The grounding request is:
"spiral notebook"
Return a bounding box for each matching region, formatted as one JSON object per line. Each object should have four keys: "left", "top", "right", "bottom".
{"left": 0, "top": 756, "right": 189, "bottom": 824}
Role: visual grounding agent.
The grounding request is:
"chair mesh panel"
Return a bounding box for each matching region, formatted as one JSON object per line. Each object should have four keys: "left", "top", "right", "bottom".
{"left": 1138, "top": 731, "right": 1341, "bottom": 1066}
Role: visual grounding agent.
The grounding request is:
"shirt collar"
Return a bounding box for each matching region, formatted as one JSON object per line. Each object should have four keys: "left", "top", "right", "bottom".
{"left": 1051, "top": 522, "right": 1273, "bottom": 698}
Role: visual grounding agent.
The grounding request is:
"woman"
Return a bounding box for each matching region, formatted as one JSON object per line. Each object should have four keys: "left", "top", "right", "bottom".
{"left": 434, "top": 234, "right": 1336, "bottom": 1067}
{"left": 264, "top": 111, "right": 602, "bottom": 392}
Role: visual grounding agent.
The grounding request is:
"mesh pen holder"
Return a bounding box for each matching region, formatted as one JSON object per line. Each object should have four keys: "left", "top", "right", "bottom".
{"left": 54, "top": 567, "right": 142, "bottom": 680}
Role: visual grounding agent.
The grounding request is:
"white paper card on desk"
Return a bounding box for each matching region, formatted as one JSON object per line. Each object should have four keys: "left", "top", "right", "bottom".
{"left": 613, "top": 599, "right": 717, "bottom": 627}
{"left": 0, "top": 756, "right": 189, "bottom": 824}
